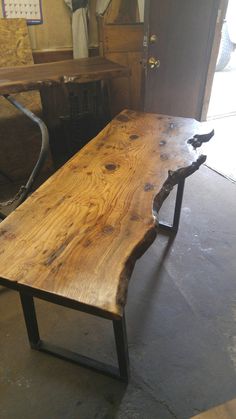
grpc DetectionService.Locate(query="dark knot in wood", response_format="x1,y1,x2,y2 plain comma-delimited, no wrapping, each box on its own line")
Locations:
160,153,169,160
159,140,166,146
116,114,130,122
129,134,139,140
144,183,155,191
105,163,117,171
102,225,114,235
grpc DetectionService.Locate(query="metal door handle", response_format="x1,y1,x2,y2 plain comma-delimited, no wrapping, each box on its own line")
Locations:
148,57,161,69
150,34,158,44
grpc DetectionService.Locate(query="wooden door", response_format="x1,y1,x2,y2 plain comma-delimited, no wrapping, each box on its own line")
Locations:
143,0,228,120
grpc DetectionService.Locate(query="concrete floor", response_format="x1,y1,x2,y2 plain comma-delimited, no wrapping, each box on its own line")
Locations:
0,166,236,419
201,115,236,183
204,51,236,183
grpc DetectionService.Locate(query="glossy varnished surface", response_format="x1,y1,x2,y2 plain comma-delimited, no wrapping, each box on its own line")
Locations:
191,399,236,419
0,111,208,317
0,57,129,95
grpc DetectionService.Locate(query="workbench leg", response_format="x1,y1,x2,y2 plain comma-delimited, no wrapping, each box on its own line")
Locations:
113,314,130,382
20,292,41,349
159,179,185,234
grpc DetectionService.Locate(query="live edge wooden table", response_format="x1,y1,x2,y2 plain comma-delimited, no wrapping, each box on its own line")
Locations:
0,110,213,382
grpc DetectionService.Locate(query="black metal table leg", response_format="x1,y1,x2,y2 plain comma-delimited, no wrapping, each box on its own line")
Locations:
19,292,130,382
113,314,130,382
159,178,185,234
20,292,41,349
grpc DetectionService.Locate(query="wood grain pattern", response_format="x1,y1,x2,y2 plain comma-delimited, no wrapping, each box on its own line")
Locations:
191,398,236,419
0,111,211,318
0,57,130,95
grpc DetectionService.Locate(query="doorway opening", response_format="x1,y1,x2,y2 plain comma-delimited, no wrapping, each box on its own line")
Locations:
203,0,236,183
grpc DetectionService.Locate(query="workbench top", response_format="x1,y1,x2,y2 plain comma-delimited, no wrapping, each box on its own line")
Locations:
0,56,130,95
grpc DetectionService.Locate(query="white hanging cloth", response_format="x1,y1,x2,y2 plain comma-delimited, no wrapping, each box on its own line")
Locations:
72,8,89,58
64,0,89,59
138,0,145,22
64,0,112,58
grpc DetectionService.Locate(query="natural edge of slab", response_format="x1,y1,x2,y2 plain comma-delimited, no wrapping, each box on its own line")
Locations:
187,129,214,149
153,154,207,215
115,142,212,317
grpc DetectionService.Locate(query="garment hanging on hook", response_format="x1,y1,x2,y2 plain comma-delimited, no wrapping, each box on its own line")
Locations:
64,0,112,58
65,0,89,59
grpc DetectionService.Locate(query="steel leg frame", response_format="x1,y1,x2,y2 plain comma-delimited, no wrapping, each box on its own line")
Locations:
19,292,130,382
158,179,185,234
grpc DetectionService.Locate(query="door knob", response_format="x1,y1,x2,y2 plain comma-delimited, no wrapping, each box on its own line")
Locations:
150,34,158,44
148,57,161,69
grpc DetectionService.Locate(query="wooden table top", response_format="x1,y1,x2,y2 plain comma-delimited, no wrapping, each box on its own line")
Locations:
0,110,211,318
0,56,130,95
191,398,236,418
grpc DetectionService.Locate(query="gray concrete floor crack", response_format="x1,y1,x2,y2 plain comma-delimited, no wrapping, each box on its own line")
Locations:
133,374,179,419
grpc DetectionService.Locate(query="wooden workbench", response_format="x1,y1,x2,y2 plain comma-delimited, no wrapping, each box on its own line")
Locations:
0,56,130,166
0,57,130,95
